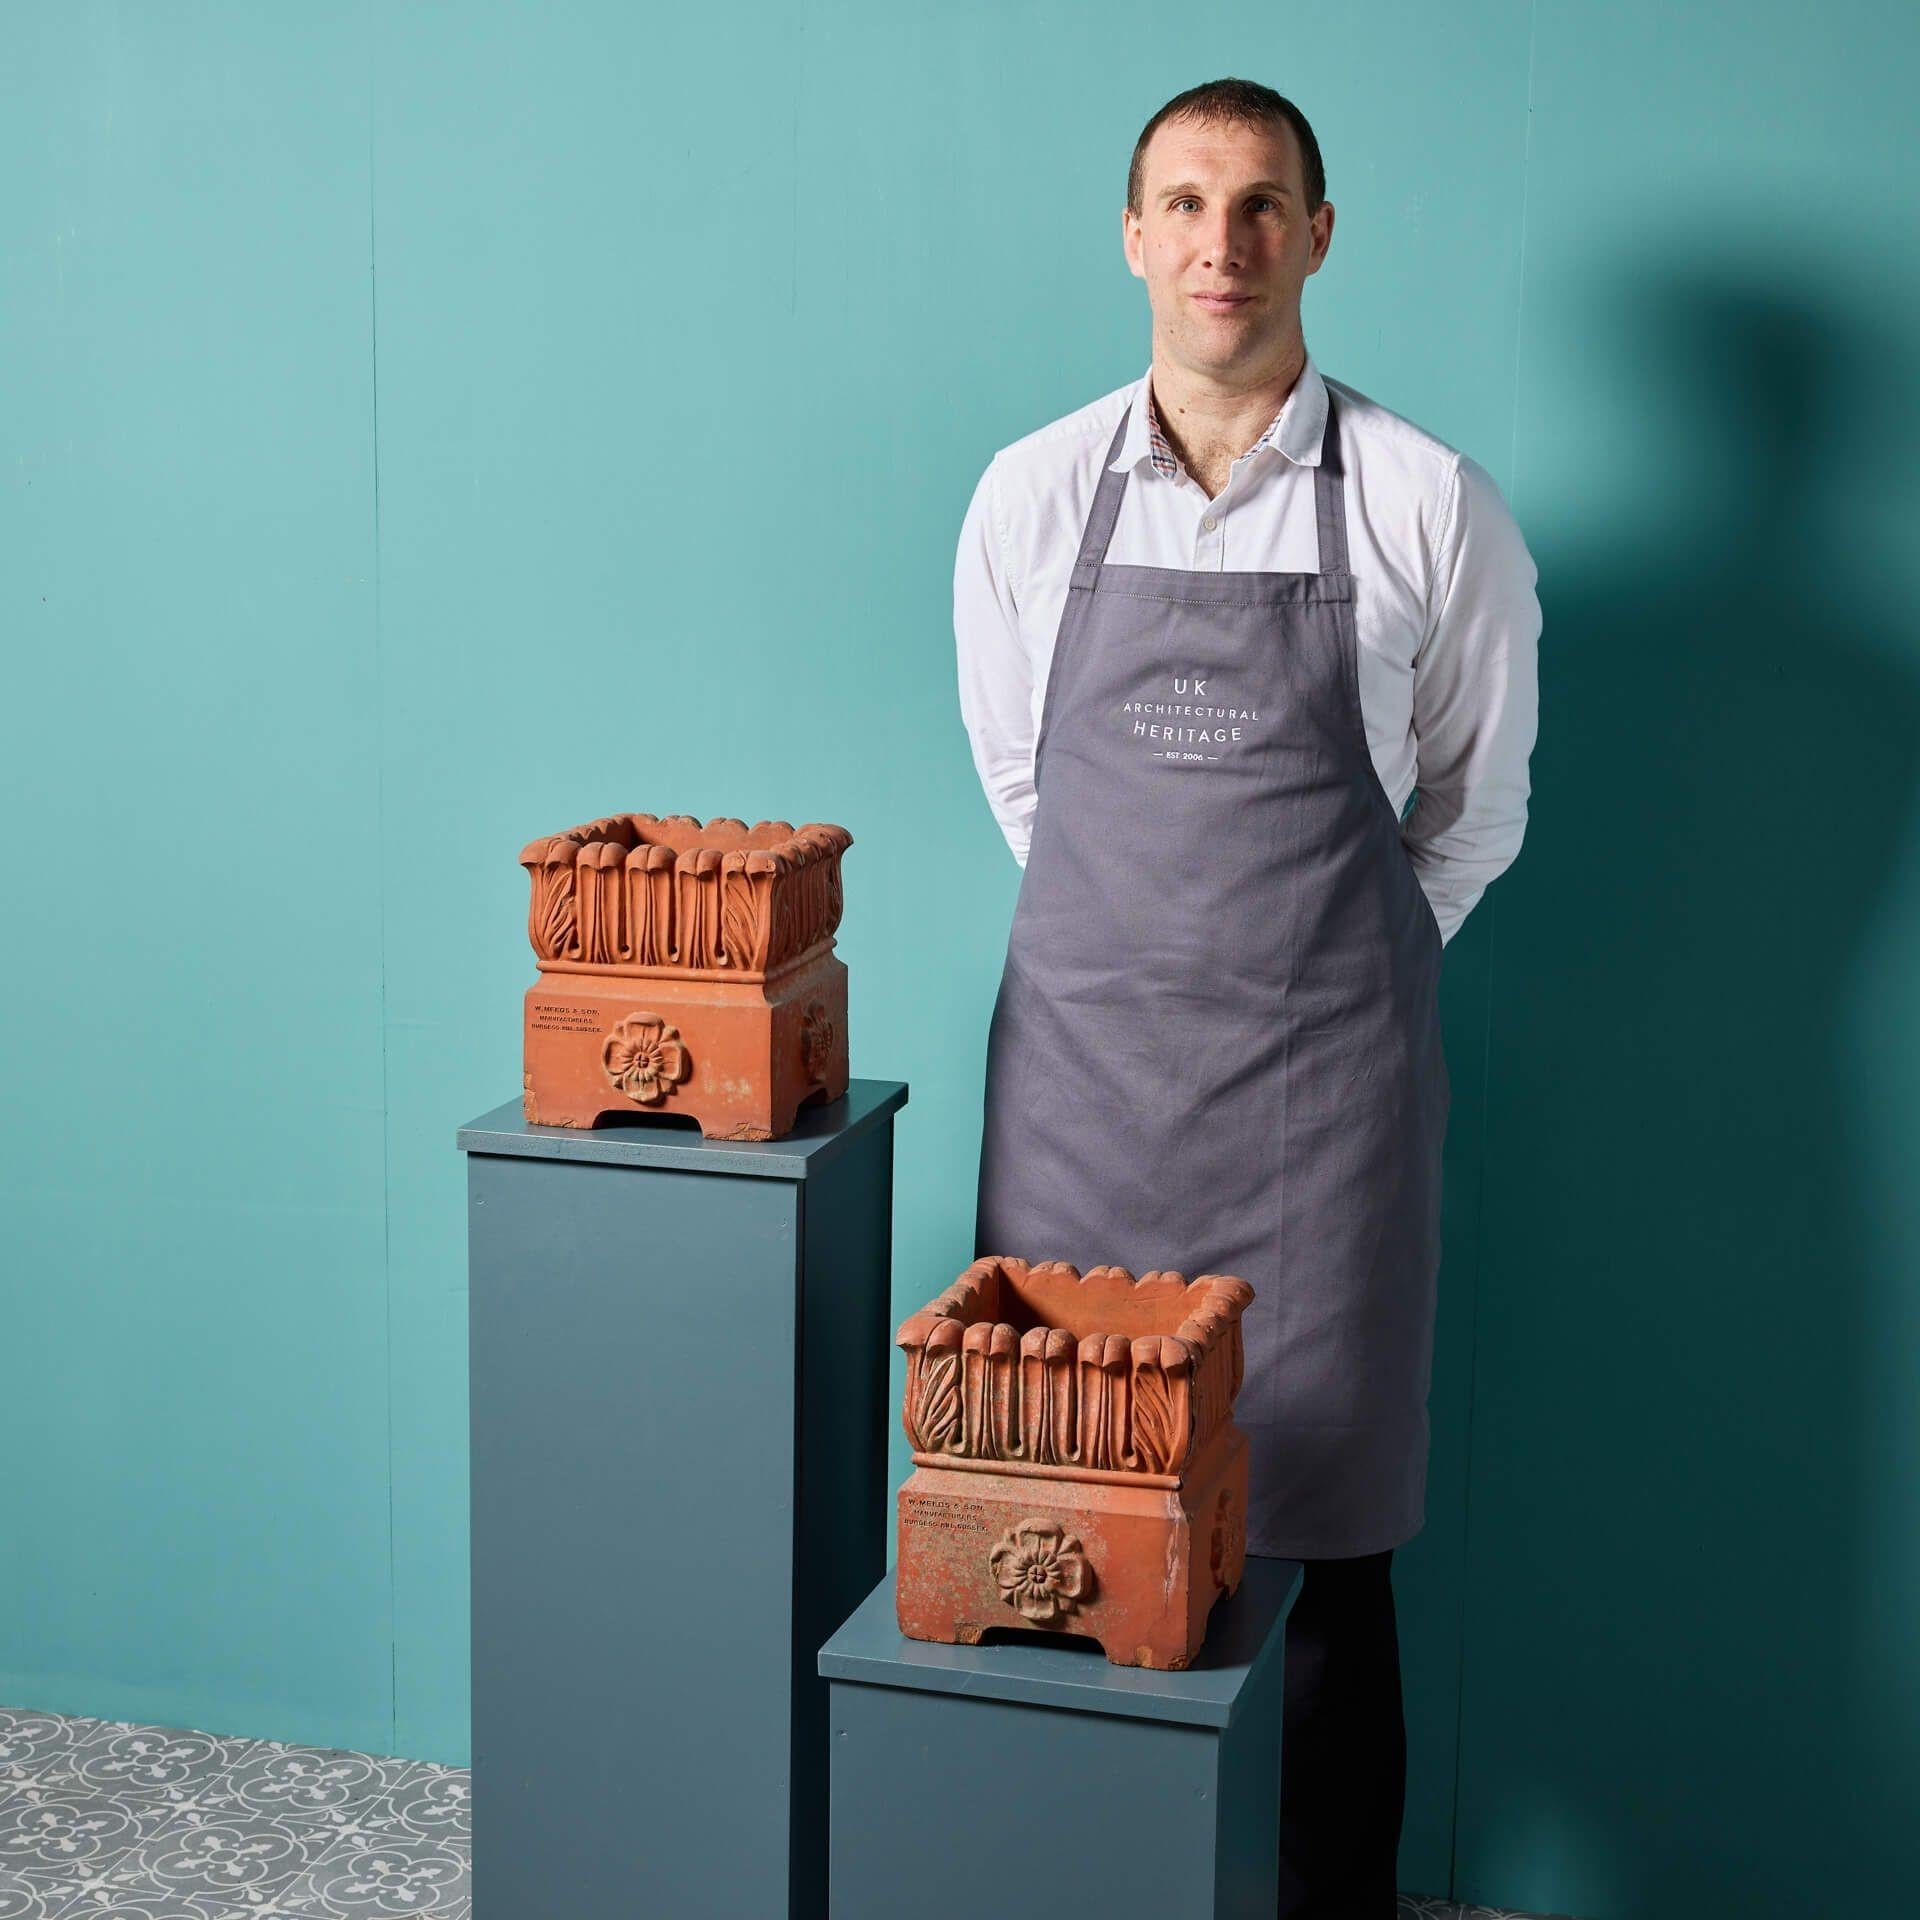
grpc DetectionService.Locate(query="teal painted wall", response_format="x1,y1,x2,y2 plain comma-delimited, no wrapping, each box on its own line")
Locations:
1457,4,1920,1914
3,5,1913,1912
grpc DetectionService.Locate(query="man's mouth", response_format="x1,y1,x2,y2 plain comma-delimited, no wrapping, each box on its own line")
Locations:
1192,292,1254,311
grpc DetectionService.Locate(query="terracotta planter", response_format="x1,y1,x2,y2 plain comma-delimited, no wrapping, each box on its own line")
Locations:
895,1257,1256,1671
518,813,851,1141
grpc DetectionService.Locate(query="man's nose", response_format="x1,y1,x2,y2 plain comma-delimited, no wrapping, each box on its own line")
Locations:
1201,214,1244,268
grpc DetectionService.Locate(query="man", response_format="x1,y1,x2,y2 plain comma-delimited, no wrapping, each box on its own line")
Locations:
953,78,1540,1918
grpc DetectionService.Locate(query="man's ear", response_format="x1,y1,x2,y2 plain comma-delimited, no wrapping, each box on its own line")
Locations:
1306,201,1336,275
1122,209,1145,281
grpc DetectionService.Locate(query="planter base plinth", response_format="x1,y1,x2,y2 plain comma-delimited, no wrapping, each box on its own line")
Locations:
895,1425,1249,1671
522,948,849,1140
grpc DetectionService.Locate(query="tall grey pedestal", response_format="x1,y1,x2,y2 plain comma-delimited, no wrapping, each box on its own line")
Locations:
458,1079,907,1920
820,1558,1303,1920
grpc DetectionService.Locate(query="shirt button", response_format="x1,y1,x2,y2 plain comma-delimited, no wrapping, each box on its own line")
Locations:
1203,515,1217,531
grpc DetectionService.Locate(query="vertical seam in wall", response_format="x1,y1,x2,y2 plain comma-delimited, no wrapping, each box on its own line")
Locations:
1451,0,1540,1895
367,30,397,1758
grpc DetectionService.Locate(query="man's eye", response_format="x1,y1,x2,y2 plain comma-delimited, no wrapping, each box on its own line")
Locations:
1173,198,1200,212
1250,198,1276,212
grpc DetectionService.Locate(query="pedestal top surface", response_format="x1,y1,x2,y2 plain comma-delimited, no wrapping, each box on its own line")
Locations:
818,1558,1303,1729
456,1078,907,1180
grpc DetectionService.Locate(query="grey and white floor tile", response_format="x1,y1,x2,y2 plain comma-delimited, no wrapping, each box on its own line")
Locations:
275,1830,468,1917
209,1745,418,1833
0,1718,110,1795
0,1711,468,1920
58,1727,259,1811
0,1786,182,1902
371,1769,467,1849
83,1809,352,1916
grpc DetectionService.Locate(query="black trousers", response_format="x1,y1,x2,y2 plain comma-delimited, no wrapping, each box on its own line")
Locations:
1274,1548,1405,1919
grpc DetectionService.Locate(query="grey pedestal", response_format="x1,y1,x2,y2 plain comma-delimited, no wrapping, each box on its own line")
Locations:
819,1558,1303,1920
459,1079,908,1920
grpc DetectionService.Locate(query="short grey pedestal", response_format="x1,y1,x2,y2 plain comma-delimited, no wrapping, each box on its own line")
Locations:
459,1079,907,1920
819,1558,1303,1920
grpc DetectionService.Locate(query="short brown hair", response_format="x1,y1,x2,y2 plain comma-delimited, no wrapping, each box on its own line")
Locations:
1127,78,1326,217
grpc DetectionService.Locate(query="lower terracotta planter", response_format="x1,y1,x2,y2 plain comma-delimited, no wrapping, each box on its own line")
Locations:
894,1258,1256,1671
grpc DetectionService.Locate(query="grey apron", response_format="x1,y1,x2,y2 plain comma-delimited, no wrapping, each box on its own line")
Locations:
975,388,1449,1560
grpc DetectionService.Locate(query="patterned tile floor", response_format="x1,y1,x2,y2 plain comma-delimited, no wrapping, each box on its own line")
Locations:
2,1705,1567,1919
0,1710,467,1918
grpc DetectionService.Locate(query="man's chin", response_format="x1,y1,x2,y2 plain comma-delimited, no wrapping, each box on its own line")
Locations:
1170,328,1279,377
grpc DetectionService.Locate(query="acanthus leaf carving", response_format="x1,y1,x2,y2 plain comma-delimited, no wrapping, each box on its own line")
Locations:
521,838,582,961
893,1258,1251,1476
913,1350,961,1452
522,816,850,976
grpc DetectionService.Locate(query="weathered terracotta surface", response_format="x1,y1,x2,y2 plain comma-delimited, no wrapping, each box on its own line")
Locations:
519,813,851,1140
894,1258,1256,1671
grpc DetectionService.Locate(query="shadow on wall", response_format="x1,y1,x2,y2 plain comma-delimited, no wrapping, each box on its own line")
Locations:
1461,270,1920,1919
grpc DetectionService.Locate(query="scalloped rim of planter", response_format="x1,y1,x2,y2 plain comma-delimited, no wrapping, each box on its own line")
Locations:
520,812,852,871
519,810,852,984
899,1256,1254,1349
896,1258,1254,1483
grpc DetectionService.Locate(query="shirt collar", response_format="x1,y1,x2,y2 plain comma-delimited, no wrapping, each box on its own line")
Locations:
1112,353,1329,477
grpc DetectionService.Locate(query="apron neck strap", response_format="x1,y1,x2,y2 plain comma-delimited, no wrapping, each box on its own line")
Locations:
1314,388,1348,575
1078,382,1352,578
1074,411,1135,574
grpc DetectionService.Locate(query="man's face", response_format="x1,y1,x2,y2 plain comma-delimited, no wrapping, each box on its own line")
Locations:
1122,115,1333,380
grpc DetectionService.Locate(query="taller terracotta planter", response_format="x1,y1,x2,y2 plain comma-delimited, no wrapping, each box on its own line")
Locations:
519,812,851,1141
894,1257,1256,1671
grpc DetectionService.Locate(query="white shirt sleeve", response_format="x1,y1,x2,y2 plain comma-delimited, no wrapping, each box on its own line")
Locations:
1403,453,1541,943
954,457,1037,866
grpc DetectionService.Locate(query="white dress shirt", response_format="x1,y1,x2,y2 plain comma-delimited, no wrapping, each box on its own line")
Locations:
953,353,1541,944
